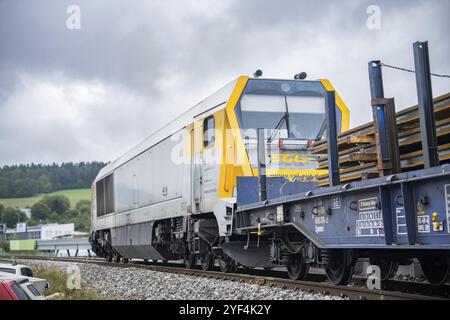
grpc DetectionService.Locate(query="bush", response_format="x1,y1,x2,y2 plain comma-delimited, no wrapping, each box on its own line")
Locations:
41,195,70,215
31,202,51,221
27,218,38,226
0,240,9,253
66,208,80,219
1,207,28,228
76,200,91,215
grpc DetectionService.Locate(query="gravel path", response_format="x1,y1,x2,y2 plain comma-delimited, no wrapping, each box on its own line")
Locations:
24,260,345,300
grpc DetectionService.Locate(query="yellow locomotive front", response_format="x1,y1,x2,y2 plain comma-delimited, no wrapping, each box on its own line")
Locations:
217,76,350,198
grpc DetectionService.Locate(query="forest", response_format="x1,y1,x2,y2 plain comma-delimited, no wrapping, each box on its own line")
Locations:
0,162,107,198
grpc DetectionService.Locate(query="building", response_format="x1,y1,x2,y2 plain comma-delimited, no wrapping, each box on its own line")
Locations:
0,222,77,241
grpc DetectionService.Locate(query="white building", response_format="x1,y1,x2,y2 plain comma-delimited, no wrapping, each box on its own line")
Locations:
2,223,76,241
40,223,75,240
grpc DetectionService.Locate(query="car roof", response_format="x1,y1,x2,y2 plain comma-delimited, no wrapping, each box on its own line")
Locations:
0,274,30,284
0,263,30,269
0,279,15,285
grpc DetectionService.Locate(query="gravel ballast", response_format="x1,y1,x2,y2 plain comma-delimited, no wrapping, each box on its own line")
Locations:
23,260,345,300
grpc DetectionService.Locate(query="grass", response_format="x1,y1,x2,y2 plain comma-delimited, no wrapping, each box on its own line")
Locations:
30,265,109,300
0,188,91,208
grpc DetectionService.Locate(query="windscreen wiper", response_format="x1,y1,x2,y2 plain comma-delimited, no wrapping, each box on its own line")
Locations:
267,96,290,143
315,118,327,141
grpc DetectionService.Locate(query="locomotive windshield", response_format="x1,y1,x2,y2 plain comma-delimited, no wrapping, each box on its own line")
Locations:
235,79,329,140
237,94,325,140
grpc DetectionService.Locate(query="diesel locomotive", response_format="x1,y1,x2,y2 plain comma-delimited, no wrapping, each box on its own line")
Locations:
90,70,450,286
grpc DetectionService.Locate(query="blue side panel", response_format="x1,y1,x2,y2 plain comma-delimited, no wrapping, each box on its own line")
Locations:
236,165,450,249
237,176,316,207
237,177,260,206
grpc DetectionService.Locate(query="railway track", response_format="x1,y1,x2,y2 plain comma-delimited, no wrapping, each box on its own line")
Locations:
6,255,448,300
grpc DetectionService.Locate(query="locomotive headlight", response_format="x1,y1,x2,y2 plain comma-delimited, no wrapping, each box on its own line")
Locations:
276,205,284,223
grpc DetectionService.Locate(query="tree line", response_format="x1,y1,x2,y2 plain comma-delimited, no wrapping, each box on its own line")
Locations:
0,162,107,198
0,194,91,232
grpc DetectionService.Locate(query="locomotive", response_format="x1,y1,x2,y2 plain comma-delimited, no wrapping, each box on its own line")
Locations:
89,76,350,271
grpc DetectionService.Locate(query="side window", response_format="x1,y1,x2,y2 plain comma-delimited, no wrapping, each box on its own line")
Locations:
21,268,33,277
27,284,41,296
203,116,215,148
96,179,105,217
0,268,15,274
10,283,30,300
96,173,115,217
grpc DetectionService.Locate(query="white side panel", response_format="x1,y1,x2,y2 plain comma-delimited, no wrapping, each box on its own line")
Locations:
114,130,185,214
96,198,185,230
200,147,222,212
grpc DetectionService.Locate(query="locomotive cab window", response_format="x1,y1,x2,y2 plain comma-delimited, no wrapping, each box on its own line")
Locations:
96,173,115,217
203,115,215,148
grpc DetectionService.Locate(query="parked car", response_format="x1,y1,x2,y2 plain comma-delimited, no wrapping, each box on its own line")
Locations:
0,261,34,277
0,261,49,295
0,271,49,296
0,279,29,300
0,274,45,300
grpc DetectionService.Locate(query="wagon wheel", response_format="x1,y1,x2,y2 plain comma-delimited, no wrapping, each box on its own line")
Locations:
419,256,450,286
286,254,309,280
184,252,197,269
200,252,214,271
369,257,399,281
325,249,354,285
218,255,236,273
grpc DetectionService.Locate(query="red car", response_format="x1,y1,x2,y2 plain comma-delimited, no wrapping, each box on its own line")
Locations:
0,279,30,300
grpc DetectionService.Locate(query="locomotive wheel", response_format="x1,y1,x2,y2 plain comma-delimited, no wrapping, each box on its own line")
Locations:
122,258,129,264
218,255,236,273
419,256,450,286
325,249,354,285
106,252,113,263
286,254,309,281
369,257,399,281
113,253,121,263
184,252,197,269
200,253,214,271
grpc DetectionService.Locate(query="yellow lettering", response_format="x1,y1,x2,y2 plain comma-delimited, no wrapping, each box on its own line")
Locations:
272,154,282,163
283,154,295,163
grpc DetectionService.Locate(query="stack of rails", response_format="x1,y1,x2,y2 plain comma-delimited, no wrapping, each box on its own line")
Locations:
313,93,450,187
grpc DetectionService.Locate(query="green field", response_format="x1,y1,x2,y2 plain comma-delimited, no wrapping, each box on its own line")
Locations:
0,188,91,208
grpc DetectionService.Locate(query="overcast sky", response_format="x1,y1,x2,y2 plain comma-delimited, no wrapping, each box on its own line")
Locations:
0,0,449,166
